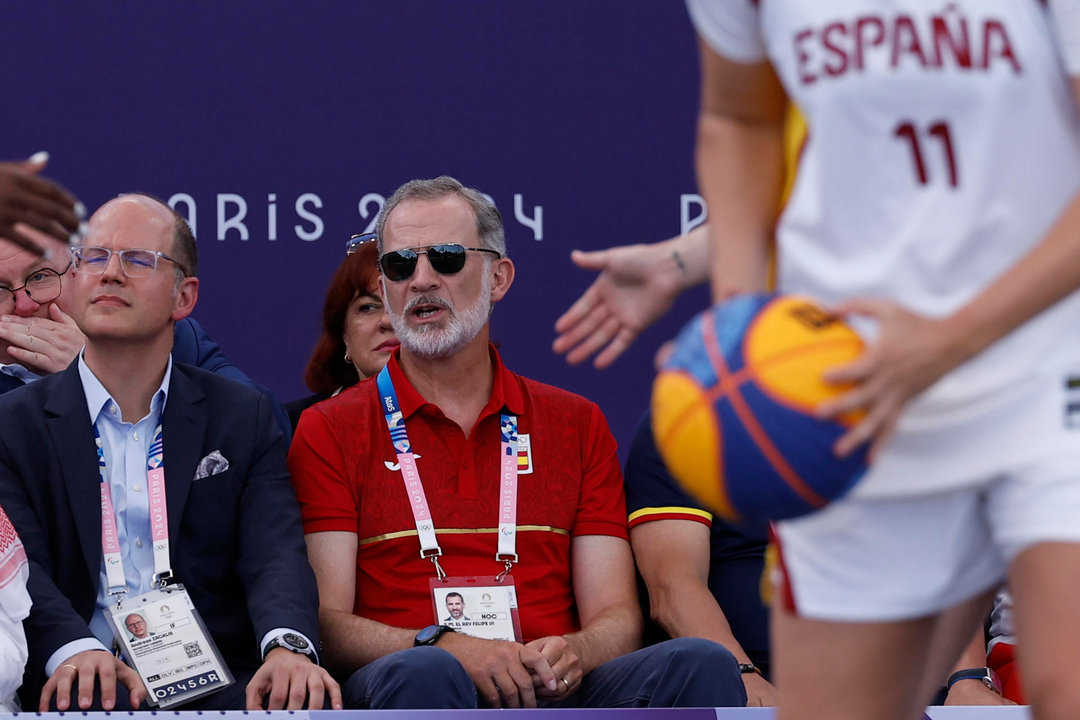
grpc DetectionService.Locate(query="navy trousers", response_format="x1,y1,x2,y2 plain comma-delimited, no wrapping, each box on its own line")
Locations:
343,637,746,709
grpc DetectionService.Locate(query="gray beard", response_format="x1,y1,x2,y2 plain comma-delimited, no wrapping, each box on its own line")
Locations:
386,273,492,360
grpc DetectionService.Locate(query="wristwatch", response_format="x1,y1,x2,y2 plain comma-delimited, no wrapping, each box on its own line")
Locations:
947,667,1002,695
414,624,456,647
265,632,314,658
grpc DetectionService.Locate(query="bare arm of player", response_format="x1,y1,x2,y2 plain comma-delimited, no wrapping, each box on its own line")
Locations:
817,76,1080,457
631,519,777,707
304,531,556,709
695,40,788,304
552,226,710,369
526,534,642,702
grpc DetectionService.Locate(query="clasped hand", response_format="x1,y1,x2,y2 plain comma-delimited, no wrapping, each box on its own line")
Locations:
441,632,582,708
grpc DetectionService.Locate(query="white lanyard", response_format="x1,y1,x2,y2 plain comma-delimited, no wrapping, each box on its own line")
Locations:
376,366,519,581
95,424,172,599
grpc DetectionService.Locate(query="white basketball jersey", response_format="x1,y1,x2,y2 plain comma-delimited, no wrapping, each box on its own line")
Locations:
688,0,1080,494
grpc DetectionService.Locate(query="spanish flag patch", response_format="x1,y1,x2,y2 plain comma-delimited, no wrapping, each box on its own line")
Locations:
517,433,533,474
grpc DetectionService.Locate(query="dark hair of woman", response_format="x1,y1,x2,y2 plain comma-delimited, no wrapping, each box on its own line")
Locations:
303,241,381,395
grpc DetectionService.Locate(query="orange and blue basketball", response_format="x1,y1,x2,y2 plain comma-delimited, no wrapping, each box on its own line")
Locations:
651,294,869,526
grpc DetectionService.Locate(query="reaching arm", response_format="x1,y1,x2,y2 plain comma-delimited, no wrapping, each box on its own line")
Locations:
0,154,82,256
695,41,787,302
553,227,710,368
631,519,776,707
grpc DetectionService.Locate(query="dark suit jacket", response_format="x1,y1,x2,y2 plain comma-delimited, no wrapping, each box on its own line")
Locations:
173,318,292,444
0,317,292,445
0,360,319,704
0,373,22,394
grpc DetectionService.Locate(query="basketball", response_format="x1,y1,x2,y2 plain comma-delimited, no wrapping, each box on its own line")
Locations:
651,294,869,526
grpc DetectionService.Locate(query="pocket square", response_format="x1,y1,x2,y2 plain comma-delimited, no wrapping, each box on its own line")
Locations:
194,450,230,480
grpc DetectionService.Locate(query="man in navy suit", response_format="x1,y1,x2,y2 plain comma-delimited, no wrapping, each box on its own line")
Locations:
0,168,291,441
0,195,339,711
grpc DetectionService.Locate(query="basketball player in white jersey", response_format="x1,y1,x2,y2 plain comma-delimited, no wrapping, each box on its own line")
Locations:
687,2,1080,719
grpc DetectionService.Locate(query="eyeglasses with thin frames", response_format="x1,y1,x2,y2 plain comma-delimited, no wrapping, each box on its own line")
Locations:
0,264,71,312
72,246,188,278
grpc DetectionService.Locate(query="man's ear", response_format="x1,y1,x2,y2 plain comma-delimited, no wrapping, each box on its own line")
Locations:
489,257,515,303
171,276,199,321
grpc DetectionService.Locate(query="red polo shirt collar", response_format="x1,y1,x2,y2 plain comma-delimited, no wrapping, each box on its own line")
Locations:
385,344,526,421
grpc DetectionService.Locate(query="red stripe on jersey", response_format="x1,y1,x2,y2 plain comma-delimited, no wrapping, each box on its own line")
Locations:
769,523,797,614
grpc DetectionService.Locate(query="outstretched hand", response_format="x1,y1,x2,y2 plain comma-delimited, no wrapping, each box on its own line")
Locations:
0,154,82,256
553,243,685,368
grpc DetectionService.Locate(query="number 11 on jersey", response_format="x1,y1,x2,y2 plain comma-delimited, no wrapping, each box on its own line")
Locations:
895,120,958,188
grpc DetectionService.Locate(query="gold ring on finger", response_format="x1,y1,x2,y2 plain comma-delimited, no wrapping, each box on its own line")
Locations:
61,664,78,673
561,678,570,692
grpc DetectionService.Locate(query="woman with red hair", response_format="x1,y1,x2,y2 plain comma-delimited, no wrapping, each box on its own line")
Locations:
287,235,398,431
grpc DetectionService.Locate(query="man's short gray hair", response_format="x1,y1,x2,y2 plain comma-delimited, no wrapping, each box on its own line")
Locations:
375,176,506,258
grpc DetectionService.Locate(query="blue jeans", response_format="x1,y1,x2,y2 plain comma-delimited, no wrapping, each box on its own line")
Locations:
343,637,745,709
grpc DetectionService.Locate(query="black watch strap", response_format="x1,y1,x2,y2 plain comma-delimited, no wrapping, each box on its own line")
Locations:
414,624,456,647
738,663,762,676
947,667,1002,695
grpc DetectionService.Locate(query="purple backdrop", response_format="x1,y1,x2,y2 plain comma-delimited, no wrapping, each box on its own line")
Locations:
4,1,711,459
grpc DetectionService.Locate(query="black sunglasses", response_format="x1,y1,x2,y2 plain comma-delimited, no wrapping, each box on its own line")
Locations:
378,243,500,282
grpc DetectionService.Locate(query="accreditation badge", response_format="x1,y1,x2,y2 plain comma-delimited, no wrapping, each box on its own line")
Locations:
106,584,233,708
430,576,523,641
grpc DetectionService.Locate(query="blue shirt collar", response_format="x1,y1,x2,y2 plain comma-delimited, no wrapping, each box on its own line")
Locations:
78,352,172,426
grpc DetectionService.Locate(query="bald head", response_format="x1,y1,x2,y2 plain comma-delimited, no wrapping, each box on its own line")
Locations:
87,195,197,278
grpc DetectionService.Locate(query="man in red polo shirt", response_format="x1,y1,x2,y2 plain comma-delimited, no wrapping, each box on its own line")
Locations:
288,176,741,709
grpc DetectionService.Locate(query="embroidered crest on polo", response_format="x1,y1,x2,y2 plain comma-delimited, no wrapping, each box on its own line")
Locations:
516,434,533,475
